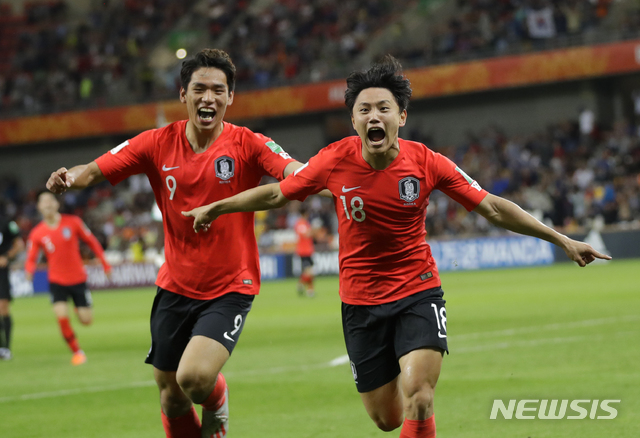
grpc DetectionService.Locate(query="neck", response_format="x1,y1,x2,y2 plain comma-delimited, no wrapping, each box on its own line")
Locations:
44,213,61,226
186,121,224,153
362,141,400,170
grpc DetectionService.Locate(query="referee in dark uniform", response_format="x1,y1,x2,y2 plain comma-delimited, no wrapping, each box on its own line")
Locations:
0,206,24,360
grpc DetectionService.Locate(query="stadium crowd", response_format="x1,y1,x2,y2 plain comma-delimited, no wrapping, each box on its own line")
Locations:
391,0,624,68
2,113,639,261
1,0,637,116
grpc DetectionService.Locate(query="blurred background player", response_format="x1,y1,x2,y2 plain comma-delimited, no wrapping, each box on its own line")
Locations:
25,192,111,366
43,48,324,438
0,203,25,361
295,206,315,297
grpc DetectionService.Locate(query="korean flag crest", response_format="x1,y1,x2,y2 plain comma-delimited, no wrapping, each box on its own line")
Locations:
215,156,235,181
398,176,420,202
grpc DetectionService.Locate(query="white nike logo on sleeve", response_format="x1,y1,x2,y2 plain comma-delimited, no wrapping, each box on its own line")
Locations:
162,165,180,171
342,185,361,193
223,332,236,342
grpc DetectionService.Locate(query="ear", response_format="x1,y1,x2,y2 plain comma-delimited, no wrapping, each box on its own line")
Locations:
399,109,407,127
179,87,187,103
227,90,234,106
351,114,356,130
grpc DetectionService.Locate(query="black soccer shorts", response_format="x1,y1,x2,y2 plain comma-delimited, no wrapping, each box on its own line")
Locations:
49,282,93,307
300,256,314,270
145,287,254,372
341,286,448,393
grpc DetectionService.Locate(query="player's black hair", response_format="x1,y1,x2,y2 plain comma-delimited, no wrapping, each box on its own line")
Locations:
180,48,236,94
344,54,412,114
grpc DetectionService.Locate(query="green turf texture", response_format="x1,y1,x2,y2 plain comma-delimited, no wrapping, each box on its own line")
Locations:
1,259,638,437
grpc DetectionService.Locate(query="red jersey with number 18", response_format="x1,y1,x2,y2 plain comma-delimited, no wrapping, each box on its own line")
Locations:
95,120,294,300
280,136,488,305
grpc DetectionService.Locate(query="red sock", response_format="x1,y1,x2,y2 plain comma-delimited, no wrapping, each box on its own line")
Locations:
399,415,436,438
161,406,201,438
57,317,80,353
201,373,227,411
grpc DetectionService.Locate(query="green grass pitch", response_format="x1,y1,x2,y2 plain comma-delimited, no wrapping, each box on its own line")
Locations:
1,259,638,437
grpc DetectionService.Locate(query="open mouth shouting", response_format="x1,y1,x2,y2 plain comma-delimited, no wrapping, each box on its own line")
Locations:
197,107,216,123
367,127,386,146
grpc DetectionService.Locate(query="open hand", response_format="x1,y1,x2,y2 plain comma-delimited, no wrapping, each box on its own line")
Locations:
46,167,75,194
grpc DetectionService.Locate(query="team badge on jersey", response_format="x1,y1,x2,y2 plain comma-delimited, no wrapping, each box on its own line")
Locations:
62,227,72,240
399,176,420,202
215,156,235,181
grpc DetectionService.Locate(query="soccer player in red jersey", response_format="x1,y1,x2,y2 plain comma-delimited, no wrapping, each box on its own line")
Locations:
25,192,111,366
183,55,612,438
294,206,315,297
45,49,313,438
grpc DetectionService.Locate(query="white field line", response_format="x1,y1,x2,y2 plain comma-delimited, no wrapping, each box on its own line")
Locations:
1,316,637,404
452,314,640,341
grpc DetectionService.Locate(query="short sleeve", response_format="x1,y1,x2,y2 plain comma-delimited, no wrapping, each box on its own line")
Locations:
95,130,155,186
243,128,294,181
280,148,332,202
432,152,488,211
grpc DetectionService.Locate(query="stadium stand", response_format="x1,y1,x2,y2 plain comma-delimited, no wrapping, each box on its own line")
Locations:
2,0,638,117
1,0,639,261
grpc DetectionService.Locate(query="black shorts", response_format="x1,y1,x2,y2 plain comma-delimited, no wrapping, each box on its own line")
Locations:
145,287,255,372
49,282,93,307
300,256,314,270
342,287,448,393
0,268,11,301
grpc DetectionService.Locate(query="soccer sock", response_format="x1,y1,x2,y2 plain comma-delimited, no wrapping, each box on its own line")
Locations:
201,373,227,411
3,316,11,349
0,316,6,348
57,317,80,353
161,406,201,438
399,416,436,438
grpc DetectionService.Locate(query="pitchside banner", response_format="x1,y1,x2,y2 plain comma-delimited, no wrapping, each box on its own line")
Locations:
429,235,555,271
8,236,558,296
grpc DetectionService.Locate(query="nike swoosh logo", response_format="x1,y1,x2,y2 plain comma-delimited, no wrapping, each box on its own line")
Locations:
342,185,361,193
438,332,447,339
223,332,235,342
162,165,180,171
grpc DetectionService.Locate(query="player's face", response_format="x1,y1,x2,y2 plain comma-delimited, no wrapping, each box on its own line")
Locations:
180,67,234,131
37,193,60,219
351,87,407,162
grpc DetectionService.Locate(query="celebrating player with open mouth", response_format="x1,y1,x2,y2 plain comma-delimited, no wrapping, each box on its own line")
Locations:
45,48,318,438
183,55,611,438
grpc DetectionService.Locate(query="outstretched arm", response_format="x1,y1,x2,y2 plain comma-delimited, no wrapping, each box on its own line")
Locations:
474,193,612,267
284,162,332,198
182,183,290,233
46,162,105,194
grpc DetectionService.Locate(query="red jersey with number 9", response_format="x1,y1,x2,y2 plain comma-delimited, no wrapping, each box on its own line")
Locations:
95,121,294,300
280,136,488,305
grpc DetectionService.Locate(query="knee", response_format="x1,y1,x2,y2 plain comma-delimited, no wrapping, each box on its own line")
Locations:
176,367,215,402
155,376,191,417
78,317,92,326
403,384,435,419
370,411,403,432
